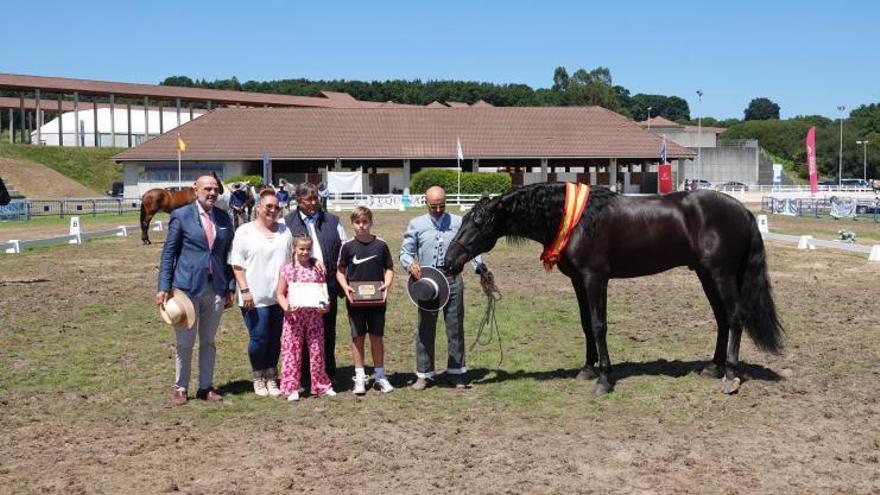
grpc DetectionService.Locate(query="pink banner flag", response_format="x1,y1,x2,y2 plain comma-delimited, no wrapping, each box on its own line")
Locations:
806,126,818,194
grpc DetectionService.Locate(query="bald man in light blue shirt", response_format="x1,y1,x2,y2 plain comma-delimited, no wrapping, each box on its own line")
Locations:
400,186,491,390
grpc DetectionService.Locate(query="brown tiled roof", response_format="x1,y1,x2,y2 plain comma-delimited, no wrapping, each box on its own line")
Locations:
114,106,696,161
444,101,470,108
639,116,683,128
426,101,447,108
0,72,363,108
471,100,494,107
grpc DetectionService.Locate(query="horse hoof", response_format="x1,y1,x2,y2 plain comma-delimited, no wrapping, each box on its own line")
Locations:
592,381,612,397
722,377,741,395
576,367,598,380
142,240,151,245
700,363,723,379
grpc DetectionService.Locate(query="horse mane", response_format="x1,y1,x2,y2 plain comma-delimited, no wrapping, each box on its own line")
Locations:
473,182,618,246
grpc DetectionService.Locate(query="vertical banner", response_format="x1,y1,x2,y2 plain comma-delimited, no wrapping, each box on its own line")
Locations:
658,163,673,194
262,152,270,186
772,163,783,192
806,126,818,194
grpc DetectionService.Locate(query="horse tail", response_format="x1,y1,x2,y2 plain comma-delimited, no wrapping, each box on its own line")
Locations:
738,218,784,354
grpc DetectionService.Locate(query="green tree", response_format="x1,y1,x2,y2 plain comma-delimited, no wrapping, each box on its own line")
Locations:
744,97,780,120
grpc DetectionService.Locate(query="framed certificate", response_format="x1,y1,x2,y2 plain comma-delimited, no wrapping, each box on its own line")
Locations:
289,283,329,308
349,281,385,307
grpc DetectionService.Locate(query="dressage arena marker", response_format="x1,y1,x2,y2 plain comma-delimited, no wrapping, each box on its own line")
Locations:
4,240,20,254
757,214,769,235
869,245,880,262
68,217,82,245
116,226,128,237
152,220,163,231
797,235,816,250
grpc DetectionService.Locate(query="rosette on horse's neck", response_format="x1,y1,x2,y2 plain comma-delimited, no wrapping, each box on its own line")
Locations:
540,182,590,271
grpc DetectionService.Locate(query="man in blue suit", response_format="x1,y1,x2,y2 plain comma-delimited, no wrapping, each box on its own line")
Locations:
156,174,236,405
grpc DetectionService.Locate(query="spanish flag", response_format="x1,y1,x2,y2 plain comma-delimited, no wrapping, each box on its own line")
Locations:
177,134,187,153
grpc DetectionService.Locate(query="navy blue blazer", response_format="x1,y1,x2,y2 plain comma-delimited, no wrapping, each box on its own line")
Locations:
158,202,235,297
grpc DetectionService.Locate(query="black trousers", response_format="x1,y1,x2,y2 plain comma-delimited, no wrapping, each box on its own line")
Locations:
300,291,337,381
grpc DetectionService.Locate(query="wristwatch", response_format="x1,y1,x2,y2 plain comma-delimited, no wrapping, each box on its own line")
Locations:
240,288,250,294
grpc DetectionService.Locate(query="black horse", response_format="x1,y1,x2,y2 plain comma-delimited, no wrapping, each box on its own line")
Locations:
444,183,783,396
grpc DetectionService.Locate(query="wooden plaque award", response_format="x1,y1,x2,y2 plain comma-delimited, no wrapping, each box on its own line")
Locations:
349,281,385,307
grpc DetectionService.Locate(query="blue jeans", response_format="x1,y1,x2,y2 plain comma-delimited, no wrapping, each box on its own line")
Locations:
240,304,283,372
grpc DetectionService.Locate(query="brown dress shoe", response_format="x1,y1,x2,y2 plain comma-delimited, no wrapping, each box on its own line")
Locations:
196,387,223,402
172,390,188,406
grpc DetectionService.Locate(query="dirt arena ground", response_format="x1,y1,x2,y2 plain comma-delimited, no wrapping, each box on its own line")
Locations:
1,209,879,494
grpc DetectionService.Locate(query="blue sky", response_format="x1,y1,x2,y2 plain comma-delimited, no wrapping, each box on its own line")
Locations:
3,0,876,119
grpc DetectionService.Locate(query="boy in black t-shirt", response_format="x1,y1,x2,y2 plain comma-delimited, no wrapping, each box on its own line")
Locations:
336,207,395,395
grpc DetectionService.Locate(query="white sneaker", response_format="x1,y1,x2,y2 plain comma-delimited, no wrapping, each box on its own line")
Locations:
253,379,269,397
322,388,337,397
266,379,282,397
374,377,394,394
353,376,367,395
287,391,300,402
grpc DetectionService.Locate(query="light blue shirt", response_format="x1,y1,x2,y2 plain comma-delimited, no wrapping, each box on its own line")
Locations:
400,212,485,272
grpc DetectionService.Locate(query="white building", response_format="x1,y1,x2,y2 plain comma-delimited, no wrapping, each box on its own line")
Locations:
31,107,206,147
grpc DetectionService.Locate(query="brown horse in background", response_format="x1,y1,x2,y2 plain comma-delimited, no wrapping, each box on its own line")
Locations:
139,172,224,244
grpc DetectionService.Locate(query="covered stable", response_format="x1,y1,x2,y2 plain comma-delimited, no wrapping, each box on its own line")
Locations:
113,106,695,197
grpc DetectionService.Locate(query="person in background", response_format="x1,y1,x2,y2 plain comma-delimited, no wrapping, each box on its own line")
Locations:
229,189,291,398
156,174,235,406
317,182,330,212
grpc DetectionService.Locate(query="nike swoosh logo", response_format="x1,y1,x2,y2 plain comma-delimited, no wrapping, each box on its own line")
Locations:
352,255,377,265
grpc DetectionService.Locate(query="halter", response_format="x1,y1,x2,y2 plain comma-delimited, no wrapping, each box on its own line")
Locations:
540,182,590,271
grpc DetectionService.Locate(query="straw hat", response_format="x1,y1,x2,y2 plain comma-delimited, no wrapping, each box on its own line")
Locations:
159,289,196,331
406,266,451,312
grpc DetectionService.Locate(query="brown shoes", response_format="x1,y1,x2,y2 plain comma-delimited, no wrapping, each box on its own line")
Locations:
196,387,223,402
172,390,188,406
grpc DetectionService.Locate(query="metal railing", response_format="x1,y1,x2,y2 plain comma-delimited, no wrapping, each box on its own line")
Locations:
0,198,142,221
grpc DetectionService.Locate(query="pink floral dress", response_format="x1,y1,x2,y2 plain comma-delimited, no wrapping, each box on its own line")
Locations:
278,262,332,395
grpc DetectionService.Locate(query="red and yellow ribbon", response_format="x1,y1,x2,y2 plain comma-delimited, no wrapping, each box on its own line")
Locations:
540,182,590,271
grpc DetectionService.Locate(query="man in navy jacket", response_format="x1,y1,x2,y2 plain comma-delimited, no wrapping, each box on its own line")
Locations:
156,175,235,405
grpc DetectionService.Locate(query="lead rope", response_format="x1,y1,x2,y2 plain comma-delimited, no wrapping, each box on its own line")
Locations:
470,278,504,365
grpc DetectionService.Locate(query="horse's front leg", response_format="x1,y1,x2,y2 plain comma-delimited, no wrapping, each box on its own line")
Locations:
140,212,153,245
584,274,612,396
573,281,598,380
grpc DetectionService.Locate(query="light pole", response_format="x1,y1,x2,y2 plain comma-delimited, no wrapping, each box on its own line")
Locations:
856,140,869,182
837,105,846,185
696,90,703,181
646,106,652,128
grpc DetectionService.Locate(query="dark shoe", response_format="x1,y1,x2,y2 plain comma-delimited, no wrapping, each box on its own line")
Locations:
172,390,188,406
411,377,432,391
196,387,223,402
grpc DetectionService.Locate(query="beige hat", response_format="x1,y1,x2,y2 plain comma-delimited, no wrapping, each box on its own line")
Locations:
159,289,196,331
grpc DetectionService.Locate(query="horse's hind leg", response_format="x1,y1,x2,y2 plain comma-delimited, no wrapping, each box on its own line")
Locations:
573,281,599,380
711,273,744,394
696,268,728,378
140,208,153,245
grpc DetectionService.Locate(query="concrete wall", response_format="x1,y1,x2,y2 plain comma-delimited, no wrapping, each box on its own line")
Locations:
657,130,717,148
679,141,760,185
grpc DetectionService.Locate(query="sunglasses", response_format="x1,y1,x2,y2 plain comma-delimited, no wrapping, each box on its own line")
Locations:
427,203,446,210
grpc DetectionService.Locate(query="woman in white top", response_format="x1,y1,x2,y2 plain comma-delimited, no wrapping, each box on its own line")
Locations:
229,189,292,397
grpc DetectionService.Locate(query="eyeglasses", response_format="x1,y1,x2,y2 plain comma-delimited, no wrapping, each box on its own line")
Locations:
263,204,280,211
427,203,446,210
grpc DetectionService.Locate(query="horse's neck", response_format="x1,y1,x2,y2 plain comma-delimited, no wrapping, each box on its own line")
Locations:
504,186,564,246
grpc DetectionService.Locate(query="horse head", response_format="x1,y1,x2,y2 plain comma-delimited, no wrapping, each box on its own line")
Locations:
444,196,506,275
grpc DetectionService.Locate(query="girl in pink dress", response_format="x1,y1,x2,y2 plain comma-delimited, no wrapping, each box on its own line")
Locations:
275,235,336,401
